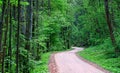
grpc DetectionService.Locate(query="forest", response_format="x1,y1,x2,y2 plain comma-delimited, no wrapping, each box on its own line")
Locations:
0,0,120,73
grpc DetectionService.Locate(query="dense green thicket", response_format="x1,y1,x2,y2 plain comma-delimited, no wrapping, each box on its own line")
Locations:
30,52,51,73
0,0,120,73
71,0,120,56
0,0,73,73
74,0,120,72
71,0,120,47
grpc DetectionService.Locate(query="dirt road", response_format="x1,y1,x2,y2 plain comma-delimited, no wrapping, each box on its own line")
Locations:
52,47,109,73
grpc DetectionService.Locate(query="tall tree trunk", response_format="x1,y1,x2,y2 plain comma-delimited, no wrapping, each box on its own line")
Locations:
104,0,118,56
1,0,7,72
0,0,6,52
46,0,51,51
3,10,9,73
16,0,21,73
25,0,33,50
8,2,12,73
24,0,33,72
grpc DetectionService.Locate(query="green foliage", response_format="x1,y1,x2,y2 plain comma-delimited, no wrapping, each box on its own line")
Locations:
0,0,2,6
52,0,68,13
36,0,72,51
20,1,29,6
30,52,51,73
79,40,120,73
0,0,120,72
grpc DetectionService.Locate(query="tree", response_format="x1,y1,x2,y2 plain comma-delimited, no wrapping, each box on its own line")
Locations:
8,0,12,72
16,0,21,72
0,0,6,52
104,0,119,56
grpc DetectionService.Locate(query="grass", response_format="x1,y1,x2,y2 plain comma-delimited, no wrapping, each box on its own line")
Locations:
30,52,51,73
79,44,120,73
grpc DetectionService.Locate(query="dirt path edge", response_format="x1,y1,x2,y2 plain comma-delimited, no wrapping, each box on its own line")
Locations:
49,48,110,73
49,53,58,73
76,53,110,73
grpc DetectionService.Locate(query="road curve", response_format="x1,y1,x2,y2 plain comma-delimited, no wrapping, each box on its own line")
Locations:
54,47,108,73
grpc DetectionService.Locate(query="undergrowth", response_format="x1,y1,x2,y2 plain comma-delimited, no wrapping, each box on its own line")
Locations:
30,52,51,73
79,39,120,73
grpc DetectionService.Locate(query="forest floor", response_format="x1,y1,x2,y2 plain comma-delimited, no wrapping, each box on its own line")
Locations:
49,47,110,73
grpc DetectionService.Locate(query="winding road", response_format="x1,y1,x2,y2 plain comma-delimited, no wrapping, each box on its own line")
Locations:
51,47,109,73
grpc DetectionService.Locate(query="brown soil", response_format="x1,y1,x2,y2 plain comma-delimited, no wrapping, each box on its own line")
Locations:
49,54,58,73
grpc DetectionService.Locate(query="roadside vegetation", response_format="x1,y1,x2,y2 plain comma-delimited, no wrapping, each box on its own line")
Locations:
0,0,120,73
31,52,51,73
79,39,120,73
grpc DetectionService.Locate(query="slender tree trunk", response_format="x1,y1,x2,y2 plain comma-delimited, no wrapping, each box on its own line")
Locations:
8,2,12,73
36,0,39,59
48,0,51,16
3,11,9,73
25,0,33,50
24,0,33,72
1,0,7,73
46,0,51,51
104,0,118,56
16,0,21,73
34,0,40,59
0,0,6,52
